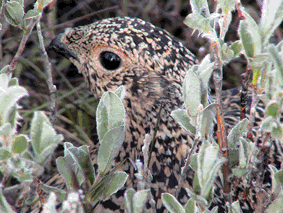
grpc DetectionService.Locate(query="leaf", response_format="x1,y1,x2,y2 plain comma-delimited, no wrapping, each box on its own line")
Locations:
0,85,28,125
4,1,24,27
97,126,125,174
30,112,62,161
266,194,283,213
0,188,15,213
239,137,253,169
269,165,281,195
190,0,209,17
0,123,12,137
265,101,280,118
0,65,9,74
42,192,57,212
132,189,150,213
269,44,283,84
197,55,214,89
99,171,128,200
218,12,232,39
185,188,209,207
227,118,248,149
23,9,40,20
125,188,136,213
67,145,95,185
260,0,283,45
199,104,216,138
96,91,125,142
271,122,283,140
184,13,217,40
274,170,283,185
189,153,198,171
90,172,116,204
12,134,28,154
114,85,126,100
0,148,11,160
40,182,66,202
56,156,80,190
198,141,226,198
231,167,248,178
221,42,234,62
183,70,201,117
35,142,57,165
218,0,235,14
238,20,254,59
184,198,196,213
229,40,242,57
8,78,19,87
171,109,196,134
161,193,185,213
230,200,242,213
261,116,276,132
30,111,52,154
242,11,262,56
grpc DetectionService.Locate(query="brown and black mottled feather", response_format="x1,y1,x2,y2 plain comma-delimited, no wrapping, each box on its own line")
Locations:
48,17,273,212
50,17,197,211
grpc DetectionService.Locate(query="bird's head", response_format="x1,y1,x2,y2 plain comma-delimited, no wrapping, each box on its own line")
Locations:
49,17,195,100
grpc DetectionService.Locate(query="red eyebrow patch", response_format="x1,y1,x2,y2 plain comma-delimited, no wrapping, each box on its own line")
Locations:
92,44,128,58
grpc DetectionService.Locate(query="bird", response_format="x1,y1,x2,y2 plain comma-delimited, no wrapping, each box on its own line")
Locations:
49,16,245,212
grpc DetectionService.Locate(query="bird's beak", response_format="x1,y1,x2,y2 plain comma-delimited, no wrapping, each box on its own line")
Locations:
48,34,80,63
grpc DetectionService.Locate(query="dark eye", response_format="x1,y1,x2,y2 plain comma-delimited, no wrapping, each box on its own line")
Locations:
100,51,121,70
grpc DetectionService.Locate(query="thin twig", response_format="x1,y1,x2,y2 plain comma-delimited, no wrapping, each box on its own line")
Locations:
7,15,41,74
141,134,156,213
211,41,232,207
175,137,199,198
36,21,57,126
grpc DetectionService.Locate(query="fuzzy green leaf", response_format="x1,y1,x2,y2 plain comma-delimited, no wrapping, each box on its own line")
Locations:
183,70,201,117
184,198,196,213
198,141,226,198
96,91,125,142
97,126,125,174
239,20,254,59
114,85,126,100
229,40,242,57
162,193,185,213
190,0,209,17
12,134,28,154
269,44,283,84
0,148,11,160
260,0,283,45
23,9,40,20
184,14,217,40
0,188,15,213
4,1,24,27
67,145,95,185
0,85,28,125
242,11,262,56
265,101,280,118
269,165,281,195
131,189,150,213
218,0,235,14
125,188,136,213
101,171,128,200
171,109,195,133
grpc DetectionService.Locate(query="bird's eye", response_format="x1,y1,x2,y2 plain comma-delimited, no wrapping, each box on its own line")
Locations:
100,51,121,70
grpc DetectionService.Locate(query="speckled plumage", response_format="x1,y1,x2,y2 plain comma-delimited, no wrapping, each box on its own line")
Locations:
49,17,247,212
50,17,198,211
